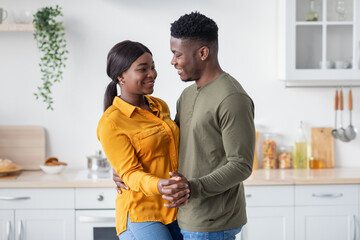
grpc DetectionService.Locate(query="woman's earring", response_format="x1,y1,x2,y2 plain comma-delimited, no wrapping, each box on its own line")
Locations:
120,81,125,85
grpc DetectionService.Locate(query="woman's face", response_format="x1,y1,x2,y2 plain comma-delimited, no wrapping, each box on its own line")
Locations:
119,52,157,96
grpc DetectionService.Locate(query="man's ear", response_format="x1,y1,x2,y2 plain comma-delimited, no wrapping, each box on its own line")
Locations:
199,46,210,61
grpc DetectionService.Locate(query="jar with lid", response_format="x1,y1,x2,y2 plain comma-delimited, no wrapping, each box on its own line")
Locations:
278,146,293,169
262,133,278,169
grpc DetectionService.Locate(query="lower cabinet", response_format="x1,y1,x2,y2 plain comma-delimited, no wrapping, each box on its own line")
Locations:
294,184,359,240
238,184,359,240
237,186,295,240
0,209,74,240
295,206,358,240
240,207,294,240
0,189,75,240
15,210,75,240
0,210,13,240
1,184,359,240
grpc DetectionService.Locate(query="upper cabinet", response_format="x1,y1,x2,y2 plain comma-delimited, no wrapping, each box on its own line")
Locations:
278,0,360,86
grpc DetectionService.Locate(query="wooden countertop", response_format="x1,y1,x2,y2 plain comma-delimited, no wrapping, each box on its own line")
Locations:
1,168,360,188
245,168,360,185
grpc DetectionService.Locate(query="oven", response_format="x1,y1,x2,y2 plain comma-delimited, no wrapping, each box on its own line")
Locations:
75,177,118,240
76,210,117,240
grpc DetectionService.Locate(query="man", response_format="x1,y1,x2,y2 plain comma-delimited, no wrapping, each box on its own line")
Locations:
114,12,255,240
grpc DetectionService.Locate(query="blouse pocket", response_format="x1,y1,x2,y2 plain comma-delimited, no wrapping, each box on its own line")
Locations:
133,125,170,160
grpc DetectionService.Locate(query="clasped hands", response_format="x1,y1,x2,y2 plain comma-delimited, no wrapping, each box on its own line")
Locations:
113,170,190,208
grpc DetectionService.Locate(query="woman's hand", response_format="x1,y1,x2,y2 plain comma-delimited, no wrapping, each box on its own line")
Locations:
158,172,190,208
113,168,129,194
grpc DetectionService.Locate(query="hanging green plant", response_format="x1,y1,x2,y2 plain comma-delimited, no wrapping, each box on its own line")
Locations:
33,5,68,110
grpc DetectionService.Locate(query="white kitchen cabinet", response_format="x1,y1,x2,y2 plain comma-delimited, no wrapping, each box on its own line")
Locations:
278,0,360,86
295,206,358,240
15,210,74,240
0,188,75,240
294,184,359,240
0,210,13,240
237,186,295,240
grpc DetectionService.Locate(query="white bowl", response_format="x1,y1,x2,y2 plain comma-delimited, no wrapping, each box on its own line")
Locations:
40,165,64,174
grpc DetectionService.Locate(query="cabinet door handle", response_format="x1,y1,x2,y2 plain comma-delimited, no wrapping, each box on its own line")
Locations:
6,221,11,240
17,220,23,240
79,216,115,223
353,215,357,240
245,194,252,198
311,193,343,198
0,196,31,200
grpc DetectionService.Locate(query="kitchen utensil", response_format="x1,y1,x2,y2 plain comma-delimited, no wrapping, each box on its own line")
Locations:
311,128,334,168
345,89,357,140
0,126,45,170
87,150,110,172
331,89,339,138
337,89,350,142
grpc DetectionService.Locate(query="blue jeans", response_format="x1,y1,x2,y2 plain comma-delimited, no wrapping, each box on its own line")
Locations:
180,227,242,240
119,215,183,240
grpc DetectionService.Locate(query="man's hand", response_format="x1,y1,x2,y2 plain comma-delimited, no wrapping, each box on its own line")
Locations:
158,172,190,208
112,168,129,194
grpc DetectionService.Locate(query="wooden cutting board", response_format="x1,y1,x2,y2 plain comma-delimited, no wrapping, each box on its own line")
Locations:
311,127,334,168
0,126,45,170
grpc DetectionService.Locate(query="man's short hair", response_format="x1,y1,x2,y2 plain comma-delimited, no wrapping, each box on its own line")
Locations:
170,11,218,43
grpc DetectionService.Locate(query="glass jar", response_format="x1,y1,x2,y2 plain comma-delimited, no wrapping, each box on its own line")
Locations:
278,146,293,169
262,133,278,169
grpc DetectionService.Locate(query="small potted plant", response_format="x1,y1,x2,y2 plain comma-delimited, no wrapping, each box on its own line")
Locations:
33,5,68,110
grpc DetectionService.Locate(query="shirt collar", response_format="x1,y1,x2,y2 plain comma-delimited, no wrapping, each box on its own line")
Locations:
112,96,160,118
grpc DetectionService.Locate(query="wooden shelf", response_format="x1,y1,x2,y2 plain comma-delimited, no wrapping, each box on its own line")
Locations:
0,24,34,32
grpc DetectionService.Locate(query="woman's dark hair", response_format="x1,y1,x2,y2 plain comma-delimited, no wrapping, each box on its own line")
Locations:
170,11,218,43
104,40,152,111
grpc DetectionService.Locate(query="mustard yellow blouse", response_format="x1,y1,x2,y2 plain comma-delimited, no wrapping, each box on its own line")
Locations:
97,95,179,235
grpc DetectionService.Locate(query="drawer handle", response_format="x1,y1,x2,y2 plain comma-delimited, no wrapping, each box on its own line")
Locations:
79,216,115,223
312,193,343,198
245,194,252,198
0,196,31,200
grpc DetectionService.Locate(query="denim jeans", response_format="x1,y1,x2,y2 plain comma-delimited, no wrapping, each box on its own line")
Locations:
180,226,242,240
119,215,183,240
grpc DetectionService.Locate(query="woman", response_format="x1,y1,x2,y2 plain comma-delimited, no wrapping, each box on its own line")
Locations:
97,40,187,240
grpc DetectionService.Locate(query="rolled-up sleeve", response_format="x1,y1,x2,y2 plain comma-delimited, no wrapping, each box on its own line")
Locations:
97,117,161,196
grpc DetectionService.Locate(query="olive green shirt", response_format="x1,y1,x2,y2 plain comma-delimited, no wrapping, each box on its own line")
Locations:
175,72,255,232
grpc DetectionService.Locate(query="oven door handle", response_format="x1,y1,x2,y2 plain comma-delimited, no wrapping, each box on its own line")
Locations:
79,216,115,223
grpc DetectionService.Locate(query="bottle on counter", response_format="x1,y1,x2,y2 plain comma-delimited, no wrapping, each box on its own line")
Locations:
305,0,319,21
294,121,308,169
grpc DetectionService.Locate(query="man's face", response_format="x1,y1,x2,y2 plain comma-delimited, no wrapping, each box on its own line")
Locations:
170,37,202,82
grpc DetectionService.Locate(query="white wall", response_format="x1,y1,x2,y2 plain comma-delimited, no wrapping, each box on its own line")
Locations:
1,0,359,168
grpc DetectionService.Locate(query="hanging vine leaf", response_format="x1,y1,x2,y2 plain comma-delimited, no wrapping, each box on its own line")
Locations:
33,5,68,110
